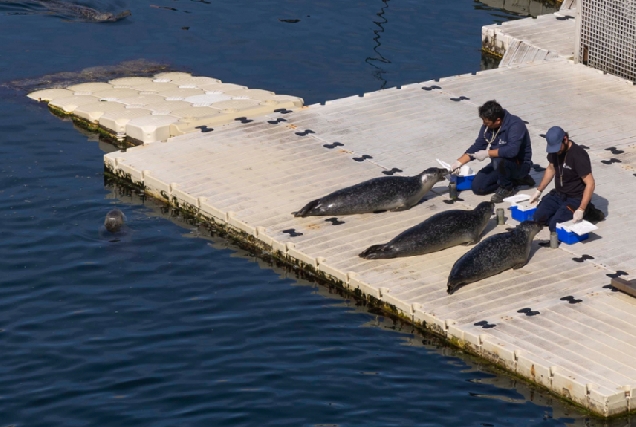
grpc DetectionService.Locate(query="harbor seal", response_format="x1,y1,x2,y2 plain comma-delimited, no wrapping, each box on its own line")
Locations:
104,208,126,233
7,1,132,22
447,221,542,294
293,167,448,217
359,201,494,259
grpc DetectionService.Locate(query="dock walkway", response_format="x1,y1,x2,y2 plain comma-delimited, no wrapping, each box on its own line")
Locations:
106,60,636,416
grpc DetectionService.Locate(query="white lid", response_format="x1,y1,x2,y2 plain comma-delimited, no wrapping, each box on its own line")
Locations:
556,220,598,235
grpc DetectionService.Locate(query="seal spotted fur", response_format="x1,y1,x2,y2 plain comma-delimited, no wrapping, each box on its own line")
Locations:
447,221,542,294
294,168,447,217
359,201,494,259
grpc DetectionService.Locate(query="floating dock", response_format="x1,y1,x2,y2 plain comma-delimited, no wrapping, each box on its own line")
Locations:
94,59,636,417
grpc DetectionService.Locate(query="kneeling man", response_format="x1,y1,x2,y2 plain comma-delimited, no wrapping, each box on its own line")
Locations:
530,126,595,231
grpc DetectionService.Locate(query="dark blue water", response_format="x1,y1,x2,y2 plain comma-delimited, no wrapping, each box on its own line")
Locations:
0,1,624,426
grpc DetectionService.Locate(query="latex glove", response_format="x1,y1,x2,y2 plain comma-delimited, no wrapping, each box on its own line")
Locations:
472,149,489,162
450,160,463,175
529,189,542,204
573,208,584,223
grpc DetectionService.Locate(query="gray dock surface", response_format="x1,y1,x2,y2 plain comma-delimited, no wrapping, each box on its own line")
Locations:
105,60,636,417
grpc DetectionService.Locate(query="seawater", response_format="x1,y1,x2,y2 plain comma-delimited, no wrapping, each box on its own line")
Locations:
0,1,628,426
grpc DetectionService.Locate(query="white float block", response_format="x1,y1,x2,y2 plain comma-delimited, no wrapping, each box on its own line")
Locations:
48,95,99,113
117,95,166,107
170,106,223,120
169,113,234,136
153,72,193,82
144,100,193,116
269,237,287,255
174,76,222,88
99,108,152,134
161,88,205,100
227,212,256,235
142,172,170,199
67,82,113,95
270,94,304,107
447,322,464,341
516,353,551,388
551,371,588,406
27,88,74,102
109,77,154,88
185,93,233,106
103,153,119,171
73,101,127,123
254,226,274,248
199,199,227,224
348,272,380,298
285,242,317,268
171,187,199,208
126,115,180,143
197,82,246,92
93,88,141,102
127,82,179,93
480,336,516,370
607,391,629,416
224,88,275,100
413,309,446,332
117,161,144,183
316,259,348,283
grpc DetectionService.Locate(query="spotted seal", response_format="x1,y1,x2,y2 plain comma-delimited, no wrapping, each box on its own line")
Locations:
447,221,542,294
293,167,448,217
25,0,131,22
104,208,126,233
359,201,494,259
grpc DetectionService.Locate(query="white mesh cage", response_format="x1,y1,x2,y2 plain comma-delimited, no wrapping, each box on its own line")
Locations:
578,0,636,82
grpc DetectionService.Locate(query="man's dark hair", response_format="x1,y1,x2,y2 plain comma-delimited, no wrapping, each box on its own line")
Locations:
478,100,505,121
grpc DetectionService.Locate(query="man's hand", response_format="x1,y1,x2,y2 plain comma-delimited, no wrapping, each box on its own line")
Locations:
529,189,542,204
450,160,463,175
472,150,489,162
573,209,584,223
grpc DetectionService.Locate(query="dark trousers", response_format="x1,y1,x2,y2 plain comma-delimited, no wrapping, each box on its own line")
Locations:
534,190,582,232
471,158,531,195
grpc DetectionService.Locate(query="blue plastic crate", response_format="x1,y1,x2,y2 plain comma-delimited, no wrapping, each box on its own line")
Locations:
456,175,475,191
556,227,589,245
510,205,536,222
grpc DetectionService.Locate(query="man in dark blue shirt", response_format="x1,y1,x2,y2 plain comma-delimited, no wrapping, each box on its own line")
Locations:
450,100,534,203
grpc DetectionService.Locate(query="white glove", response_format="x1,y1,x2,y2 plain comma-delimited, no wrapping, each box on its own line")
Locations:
450,160,463,175
529,189,542,204
573,208,584,223
472,150,489,162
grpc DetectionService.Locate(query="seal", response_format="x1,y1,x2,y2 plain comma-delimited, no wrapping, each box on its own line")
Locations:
104,209,126,233
293,167,448,217
359,201,494,259
27,0,131,22
447,221,542,294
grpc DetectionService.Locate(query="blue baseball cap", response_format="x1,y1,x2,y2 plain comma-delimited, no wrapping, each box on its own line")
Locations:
545,126,565,153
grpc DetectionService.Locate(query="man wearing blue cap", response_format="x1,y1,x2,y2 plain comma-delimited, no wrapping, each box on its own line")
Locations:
450,100,534,203
529,126,596,231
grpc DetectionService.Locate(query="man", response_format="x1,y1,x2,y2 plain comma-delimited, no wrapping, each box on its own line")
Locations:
530,126,596,232
451,100,534,203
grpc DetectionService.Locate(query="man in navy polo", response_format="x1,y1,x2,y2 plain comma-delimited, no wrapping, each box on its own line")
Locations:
450,100,534,203
530,126,596,232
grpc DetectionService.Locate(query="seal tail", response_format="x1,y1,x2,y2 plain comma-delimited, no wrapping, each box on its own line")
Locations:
293,199,320,217
358,244,396,259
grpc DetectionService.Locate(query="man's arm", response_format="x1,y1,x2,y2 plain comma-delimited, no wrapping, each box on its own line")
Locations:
536,163,555,192
578,173,595,211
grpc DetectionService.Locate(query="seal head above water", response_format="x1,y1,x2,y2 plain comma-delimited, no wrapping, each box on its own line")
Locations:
104,209,126,233
447,221,542,294
359,201,494,259
293,167,448,217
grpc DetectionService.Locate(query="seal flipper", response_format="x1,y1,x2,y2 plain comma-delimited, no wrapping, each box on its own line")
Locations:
359,244,397,259
294,199,320,217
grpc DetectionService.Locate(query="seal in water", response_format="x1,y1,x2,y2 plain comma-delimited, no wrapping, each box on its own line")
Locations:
447,221,542,294
293,167,448,217
104,209,126,233
13,0,132,22
359,201,494,259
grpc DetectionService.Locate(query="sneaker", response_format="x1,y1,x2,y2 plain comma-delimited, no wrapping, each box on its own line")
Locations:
491,186,515,204
514,174,536,188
